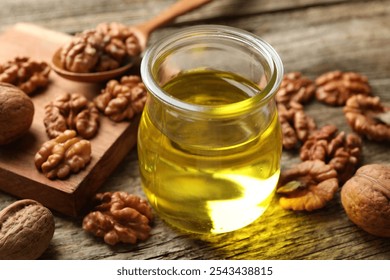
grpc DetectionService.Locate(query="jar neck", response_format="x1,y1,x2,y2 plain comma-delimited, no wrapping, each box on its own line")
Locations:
141,25,283,120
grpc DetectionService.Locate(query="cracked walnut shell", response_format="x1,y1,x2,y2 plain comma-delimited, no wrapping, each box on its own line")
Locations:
0,56,50,95
341,164,390,237
277,160,339,211
343,94,390,142
315,70,371,106
276,72,316,105
34,130,91,179
82,192,153,245
44,92,99,139
94,75,147,122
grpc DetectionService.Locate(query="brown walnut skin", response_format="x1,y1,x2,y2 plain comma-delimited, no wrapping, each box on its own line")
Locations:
0,199,55,260
0,82,34,145
341,164,390,238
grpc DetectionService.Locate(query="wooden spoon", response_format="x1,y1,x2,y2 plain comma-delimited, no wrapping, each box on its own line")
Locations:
51,0,213,83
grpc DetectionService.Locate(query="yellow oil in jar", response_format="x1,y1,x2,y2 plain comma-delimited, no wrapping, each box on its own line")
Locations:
138,69,282,234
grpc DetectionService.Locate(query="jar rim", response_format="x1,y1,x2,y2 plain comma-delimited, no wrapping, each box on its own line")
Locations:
141,25,283,117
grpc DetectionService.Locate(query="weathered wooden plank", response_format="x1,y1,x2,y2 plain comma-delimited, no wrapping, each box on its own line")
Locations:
0,0,363,33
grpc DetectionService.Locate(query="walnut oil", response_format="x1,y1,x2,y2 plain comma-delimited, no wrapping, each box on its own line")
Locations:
139,25,284,234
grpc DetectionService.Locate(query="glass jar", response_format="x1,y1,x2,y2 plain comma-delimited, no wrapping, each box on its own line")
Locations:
139,25,283,234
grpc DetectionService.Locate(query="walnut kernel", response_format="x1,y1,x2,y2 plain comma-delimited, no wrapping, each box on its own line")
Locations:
60,22,141,73
278,101,317,150
44,92,99,139
34,130,92,179
277,160,339,211
315,70,371,106
82,191,153,245
276,72,316,105
343,94,390,142
94,75,147,122
0,56,50,95
300,125,362,183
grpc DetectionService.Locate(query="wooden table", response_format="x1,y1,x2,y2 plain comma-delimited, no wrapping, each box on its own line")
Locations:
1,0,389,260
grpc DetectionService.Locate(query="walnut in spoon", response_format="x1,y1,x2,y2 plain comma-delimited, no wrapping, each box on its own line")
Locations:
52,0,212,82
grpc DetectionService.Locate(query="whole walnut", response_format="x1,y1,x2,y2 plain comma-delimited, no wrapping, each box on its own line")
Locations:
0,199,55,260
341,164,390,237
0,82,34,145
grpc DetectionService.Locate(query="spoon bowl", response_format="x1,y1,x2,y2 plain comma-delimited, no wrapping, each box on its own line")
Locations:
51,0,212,83
51,48,134,83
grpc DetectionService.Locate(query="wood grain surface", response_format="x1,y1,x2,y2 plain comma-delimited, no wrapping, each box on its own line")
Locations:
0,0,389,260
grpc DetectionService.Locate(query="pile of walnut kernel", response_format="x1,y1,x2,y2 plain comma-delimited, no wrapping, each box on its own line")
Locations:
34,73,147,181
1,56,150,247
60,22,141,73
276,70,389,212
35,72,150,244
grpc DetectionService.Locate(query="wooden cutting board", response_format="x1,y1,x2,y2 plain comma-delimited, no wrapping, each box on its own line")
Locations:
0,23,140,216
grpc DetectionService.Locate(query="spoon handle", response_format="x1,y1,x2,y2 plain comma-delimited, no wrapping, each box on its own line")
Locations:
136,0,213,39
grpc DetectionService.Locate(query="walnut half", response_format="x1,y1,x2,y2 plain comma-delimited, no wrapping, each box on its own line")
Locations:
276,72,316,105
0,56,50,95
277,160,339,211
94,75,147,122
343,94,390,142
278,101,317,150
300,125,362,184
44,92,99,139
315,70,371,106
34,130,91,179
82,191,153,245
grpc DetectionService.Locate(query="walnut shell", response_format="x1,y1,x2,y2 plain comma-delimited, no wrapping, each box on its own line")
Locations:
341,164,390,237
0,199,55,259
0,82,34,145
